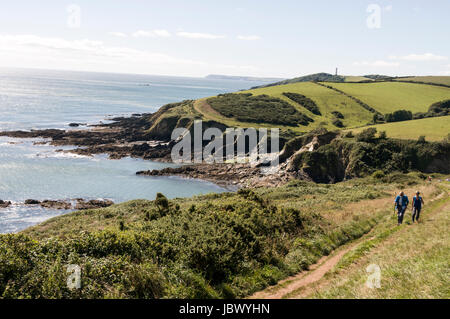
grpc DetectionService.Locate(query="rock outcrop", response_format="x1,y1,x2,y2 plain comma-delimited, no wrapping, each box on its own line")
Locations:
40,200,72,210
25,199,40,205
0,200,12,208
75,199,114,210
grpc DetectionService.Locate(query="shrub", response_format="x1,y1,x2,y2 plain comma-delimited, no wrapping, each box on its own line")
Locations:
356,128,377,142
208,93,313,126
122,262,165,298
372,170,385,179
332,119,344,128
372,113,385,123
344,131,354,138
378,131,387,139
331,111,344,119
414,100,450,119
155,193,169,213
428,99,450,116
385,110,413,123
282,92,321,115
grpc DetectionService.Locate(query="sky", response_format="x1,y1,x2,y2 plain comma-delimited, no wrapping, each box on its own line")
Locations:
0,0,449,78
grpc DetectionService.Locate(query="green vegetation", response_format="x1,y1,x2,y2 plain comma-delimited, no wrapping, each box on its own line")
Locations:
394,76,450,87
2,72,450,300
332,119,344,128
331,111,344,119
348,116,450,141
363,75,392,81
282,92,321,115
385,110,413,123
2,175,422,299
145,100,202,140
315,82,380,115
245,82,374,130
207,93,313,126
378,100,450,124
327,82,450,114
344,76,373,82
289,128,450,183
141,75,450,141
414,99,450,119
253,73,344,89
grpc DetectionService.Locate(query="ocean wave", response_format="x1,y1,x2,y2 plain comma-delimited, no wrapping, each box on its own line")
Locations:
29,151,95,160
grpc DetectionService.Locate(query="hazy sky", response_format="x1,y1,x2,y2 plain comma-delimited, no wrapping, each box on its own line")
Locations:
1,0,449,77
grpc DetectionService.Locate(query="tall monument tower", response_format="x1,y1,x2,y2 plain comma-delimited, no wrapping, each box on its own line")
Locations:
335,68,338,76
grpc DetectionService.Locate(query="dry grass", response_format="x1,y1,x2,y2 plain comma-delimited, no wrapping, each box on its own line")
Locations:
247,181,448,299
305,183,450,298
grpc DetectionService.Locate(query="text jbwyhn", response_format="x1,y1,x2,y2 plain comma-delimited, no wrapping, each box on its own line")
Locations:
179,303,270,316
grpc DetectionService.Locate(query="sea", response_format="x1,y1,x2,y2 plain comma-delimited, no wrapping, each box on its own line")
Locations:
0,68,268,233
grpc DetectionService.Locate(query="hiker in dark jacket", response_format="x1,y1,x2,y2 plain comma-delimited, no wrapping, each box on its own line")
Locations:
412,191,424,223
394,191,409,226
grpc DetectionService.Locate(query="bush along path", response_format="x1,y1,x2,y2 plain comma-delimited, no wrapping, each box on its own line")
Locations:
249,182,449,299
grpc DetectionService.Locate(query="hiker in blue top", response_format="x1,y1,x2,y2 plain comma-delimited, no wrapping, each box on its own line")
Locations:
394,191,409,226
412,191,425,223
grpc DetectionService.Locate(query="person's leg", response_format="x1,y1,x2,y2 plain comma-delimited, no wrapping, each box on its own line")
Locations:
398,208,405,225
416,208,421,222
412,208,417,222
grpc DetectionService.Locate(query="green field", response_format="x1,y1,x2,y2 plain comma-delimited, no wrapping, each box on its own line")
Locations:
395,76,450,86
344,76,373,82
243,82,374,130
327,82,450,114
148,76,450,141
347,116,450,141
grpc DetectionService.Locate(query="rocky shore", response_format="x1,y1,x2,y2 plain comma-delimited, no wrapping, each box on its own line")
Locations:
0,114,173,162
137,163,295,189
0,198,114,211
0,115,345,189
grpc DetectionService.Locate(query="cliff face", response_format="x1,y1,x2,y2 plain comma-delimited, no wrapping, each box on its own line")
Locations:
286,131,450,183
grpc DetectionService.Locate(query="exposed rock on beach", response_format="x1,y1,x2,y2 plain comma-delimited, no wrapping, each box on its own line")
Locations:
0,200,12,208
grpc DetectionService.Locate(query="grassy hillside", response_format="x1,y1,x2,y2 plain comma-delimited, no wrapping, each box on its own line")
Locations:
252,73,344,89
193,81,450,135
327,82,450,114
344,76,373,82
132,76,450,143
394,76,450,87
347,116,450,141
243,82,374,130
2,173,442,299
